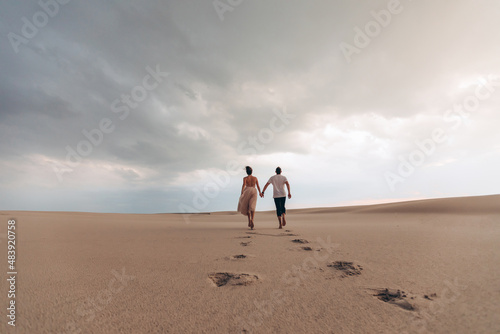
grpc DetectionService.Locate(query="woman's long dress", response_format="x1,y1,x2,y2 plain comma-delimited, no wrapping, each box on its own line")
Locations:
237,186,257,215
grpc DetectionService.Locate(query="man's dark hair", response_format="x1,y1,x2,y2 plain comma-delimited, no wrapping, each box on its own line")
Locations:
276,167,281,174
245,166,253,175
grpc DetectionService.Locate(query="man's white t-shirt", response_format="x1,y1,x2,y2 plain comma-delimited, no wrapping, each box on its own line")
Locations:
268,174,288,198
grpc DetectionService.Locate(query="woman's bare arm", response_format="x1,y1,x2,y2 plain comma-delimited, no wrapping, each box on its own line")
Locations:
241,177,246,195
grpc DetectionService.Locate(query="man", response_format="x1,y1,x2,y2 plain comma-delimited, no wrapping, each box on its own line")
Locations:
261,167,291,229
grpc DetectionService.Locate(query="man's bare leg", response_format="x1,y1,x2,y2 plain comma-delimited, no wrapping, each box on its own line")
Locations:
282,213,286,227
277,216,282,229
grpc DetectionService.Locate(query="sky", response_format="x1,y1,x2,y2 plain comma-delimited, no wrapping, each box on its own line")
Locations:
0,0,499,213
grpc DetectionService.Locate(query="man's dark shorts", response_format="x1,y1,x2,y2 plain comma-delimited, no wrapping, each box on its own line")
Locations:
274,197,286,217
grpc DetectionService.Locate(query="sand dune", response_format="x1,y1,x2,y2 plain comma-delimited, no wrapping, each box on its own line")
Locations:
0,194,499,333
288,194,500,215
354,194,500,215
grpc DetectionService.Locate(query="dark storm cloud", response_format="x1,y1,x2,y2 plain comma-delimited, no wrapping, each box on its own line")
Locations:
1,0,499,212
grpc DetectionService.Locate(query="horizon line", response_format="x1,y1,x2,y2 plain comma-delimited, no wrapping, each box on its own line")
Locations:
1,193,498,215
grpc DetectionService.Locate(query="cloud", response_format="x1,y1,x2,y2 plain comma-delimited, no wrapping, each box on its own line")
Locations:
0,0,499,213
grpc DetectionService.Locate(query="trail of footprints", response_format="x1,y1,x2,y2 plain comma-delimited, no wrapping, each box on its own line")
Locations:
208,229,311,287
208,229,339,288
207,227,438,313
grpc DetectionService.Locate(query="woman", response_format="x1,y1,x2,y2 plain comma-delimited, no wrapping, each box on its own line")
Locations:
237,166,262,229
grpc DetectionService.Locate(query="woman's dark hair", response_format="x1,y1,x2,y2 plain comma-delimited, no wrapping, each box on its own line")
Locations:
245,166,253,175
276,167,281,174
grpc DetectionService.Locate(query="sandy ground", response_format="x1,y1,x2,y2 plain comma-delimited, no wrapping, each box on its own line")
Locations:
0,194,499,333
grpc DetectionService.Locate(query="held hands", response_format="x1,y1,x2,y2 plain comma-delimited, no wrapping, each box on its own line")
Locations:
259,192,290,198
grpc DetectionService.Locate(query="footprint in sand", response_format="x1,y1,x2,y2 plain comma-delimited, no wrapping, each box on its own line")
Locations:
218,254,251,261
424,293,437,300
371,288,415,311
246,232,296,237
240,241,251,246
235,236,252,239
208,272,259,287
327,261,363,278
291,238,309,244
301,246,313,251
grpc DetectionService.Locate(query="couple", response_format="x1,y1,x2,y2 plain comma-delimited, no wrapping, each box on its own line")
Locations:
237,166,292,229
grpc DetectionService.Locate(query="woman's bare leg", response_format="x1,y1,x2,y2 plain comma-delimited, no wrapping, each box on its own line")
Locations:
250,210,255,229
247,212,252,228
